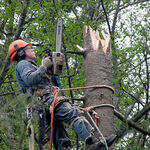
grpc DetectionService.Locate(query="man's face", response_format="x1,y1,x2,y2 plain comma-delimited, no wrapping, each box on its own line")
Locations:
24,46,36,60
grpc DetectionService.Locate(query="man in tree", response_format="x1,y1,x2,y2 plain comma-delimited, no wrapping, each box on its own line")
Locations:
8,39,115,150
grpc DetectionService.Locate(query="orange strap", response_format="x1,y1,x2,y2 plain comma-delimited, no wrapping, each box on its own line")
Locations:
49,86,59,150
60,85,114,93
49,85,114,150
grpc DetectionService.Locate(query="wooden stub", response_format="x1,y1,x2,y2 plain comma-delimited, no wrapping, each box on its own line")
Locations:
83,26,115,149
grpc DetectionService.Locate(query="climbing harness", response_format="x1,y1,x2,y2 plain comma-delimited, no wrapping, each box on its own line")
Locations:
49,85,114,150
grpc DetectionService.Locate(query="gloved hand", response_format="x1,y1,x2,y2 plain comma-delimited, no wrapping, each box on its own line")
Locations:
42,57,53,69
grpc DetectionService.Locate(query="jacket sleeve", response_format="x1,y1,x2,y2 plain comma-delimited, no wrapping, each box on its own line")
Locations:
16,60,47,86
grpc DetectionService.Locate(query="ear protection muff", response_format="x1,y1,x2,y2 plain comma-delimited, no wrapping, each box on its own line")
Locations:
17,48,26,58
14,44,26,59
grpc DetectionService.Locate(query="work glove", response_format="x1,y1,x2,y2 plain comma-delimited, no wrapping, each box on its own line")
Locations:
42,57,53,70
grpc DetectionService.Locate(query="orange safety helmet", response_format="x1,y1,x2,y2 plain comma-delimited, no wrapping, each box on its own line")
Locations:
8,39,31,61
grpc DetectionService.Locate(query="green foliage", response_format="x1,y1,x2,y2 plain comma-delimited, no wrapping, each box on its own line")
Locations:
0,93,28,149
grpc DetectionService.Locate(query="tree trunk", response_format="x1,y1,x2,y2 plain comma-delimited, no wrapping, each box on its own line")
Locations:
83,26,115,149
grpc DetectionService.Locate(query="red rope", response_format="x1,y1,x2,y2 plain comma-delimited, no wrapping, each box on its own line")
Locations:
49,85,114,150
49,86,59,150
60,85,114,93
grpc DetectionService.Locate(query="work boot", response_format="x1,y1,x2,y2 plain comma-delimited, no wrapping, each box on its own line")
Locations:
104,134,117,147
85,136,103,150
87,142,105,150
61,138,72,150
85,134,116,150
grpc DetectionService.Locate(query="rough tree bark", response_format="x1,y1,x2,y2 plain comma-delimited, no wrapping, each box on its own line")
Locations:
83,26,115,149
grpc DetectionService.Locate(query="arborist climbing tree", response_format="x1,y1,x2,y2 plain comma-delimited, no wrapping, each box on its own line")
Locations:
0,1,149,149
8,37,116,149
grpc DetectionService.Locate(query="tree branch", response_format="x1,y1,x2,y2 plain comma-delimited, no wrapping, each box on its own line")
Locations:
111,0,121,36
121,87,144,106
14,2,30,40
0,92,15,96
119,0,150,12
100,0,111,34
0,1,30,87
132,102,150,122
114,109,150,136
65,51,85,56
115,102,150,141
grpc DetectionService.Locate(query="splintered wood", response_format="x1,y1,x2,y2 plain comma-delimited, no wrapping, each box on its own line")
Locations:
84,26,111,54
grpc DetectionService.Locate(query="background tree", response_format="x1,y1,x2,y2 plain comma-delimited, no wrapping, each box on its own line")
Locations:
0,0,150,149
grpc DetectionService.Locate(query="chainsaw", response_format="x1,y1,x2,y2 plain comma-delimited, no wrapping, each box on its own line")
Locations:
42,18,64,75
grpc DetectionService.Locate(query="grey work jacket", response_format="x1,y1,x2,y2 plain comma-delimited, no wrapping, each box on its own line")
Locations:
15,60,51,93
